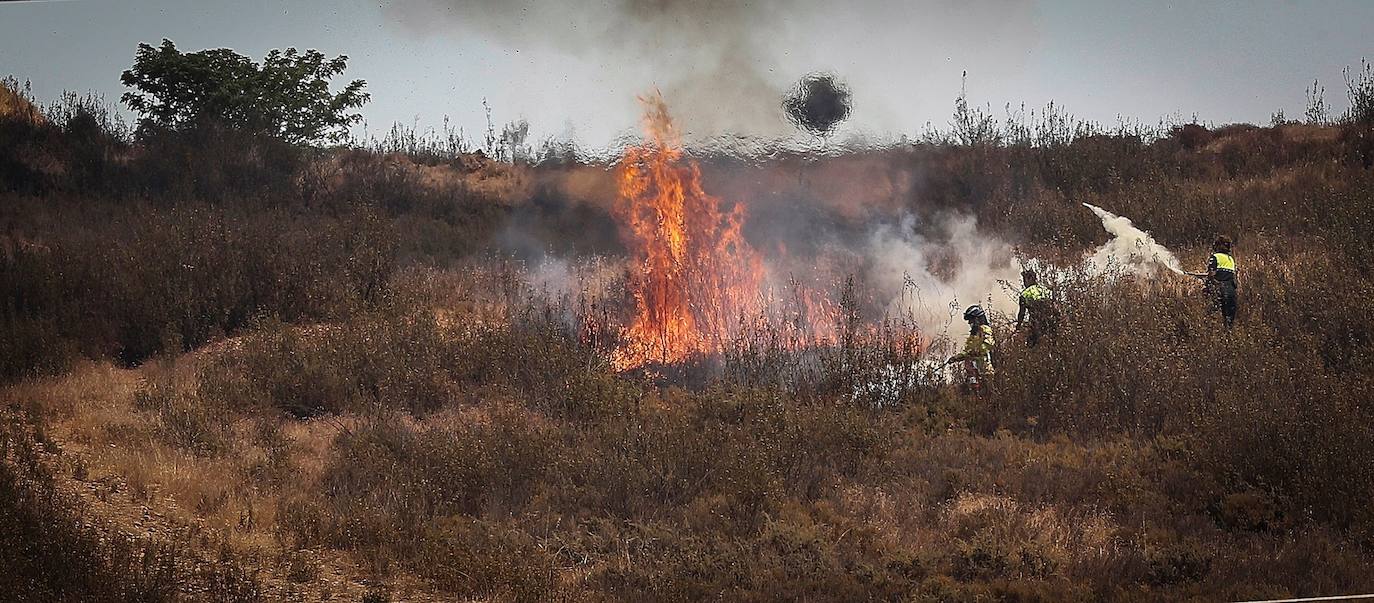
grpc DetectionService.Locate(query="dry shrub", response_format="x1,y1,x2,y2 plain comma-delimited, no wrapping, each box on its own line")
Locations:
262,381,905,597
983,256,1374,541
320,149,524,263
0,408,261,601
1201,529,1374,600
448,320,634,421
412,516,560,600
7,81,1374,600
0,202,397,378
125,126,305,202
199,312,455,417
986,252,1374,538
552,387,896,524
293,406,557,555
987,269,1201,436
583,514,923,602
198,302,629,419
0,240,83,381
135,371,230,455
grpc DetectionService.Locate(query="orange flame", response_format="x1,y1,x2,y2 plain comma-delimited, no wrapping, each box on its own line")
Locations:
612,93,767,369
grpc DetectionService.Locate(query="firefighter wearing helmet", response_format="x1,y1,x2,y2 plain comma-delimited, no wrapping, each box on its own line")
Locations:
943,305,995,393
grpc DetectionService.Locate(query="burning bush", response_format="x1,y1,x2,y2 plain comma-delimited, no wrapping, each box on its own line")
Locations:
611,93,773,368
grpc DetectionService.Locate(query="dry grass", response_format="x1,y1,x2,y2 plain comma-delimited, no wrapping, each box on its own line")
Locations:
7,255,1374,600
0,78,47,126
0,362,449,601
4,91,1374,599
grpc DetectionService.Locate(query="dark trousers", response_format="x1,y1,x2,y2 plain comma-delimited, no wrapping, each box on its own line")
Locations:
1212,283,1237,327
1025,313,1058,347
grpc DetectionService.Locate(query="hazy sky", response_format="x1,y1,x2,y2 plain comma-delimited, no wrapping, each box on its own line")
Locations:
2,0,1371,149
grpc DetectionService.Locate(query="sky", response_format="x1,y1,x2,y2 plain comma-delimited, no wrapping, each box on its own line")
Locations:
2,0,1371,150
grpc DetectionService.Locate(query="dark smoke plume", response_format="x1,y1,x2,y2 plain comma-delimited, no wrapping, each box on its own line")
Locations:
385,0,793,136
783,73,852,136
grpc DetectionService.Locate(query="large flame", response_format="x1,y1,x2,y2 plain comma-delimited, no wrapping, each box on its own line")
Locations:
612,93,768,368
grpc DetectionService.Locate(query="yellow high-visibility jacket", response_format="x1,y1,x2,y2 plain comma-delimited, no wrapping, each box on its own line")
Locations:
1210,253,1237,284
960,324,995,376
1021,284,1049,303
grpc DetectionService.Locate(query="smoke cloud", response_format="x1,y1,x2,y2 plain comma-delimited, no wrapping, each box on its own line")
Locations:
384,0,796,137
864,214,1020,342
379,0,1046,146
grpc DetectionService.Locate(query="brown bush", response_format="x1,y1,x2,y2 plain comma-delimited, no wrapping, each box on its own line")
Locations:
0,200,397,380
0,408,261,601
411,516,561,600
6,80,1374,600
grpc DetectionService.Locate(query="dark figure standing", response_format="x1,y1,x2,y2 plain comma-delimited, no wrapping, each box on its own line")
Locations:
1204,236,1238,327
1015,269,1058,347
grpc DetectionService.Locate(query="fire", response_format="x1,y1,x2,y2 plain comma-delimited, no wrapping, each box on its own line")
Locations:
608,92,858,370
612,93,768,369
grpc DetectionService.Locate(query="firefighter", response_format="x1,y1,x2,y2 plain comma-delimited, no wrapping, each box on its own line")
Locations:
943,305,995,393
1203,236,1238,327
1014,268,1058,347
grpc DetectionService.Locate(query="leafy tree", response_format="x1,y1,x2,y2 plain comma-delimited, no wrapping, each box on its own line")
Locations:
120,39,368,143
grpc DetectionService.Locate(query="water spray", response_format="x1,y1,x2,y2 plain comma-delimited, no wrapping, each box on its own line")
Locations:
1082,203,1185,276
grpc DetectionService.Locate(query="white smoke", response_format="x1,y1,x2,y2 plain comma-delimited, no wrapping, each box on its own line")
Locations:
865,214,1020,341
861,204,1186,346
527,255,621,301
1082,203,1185,276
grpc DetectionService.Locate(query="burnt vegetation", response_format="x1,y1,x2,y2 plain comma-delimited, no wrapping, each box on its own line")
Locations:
2,56,1374,601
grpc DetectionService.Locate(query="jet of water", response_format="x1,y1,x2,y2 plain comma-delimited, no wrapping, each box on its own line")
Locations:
1083,203,1185,276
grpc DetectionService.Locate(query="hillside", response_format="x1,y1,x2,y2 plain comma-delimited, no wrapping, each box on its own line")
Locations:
3,77,1374,601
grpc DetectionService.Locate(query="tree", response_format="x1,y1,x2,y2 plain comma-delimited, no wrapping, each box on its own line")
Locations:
950,72,1000,147
120,39,368,144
